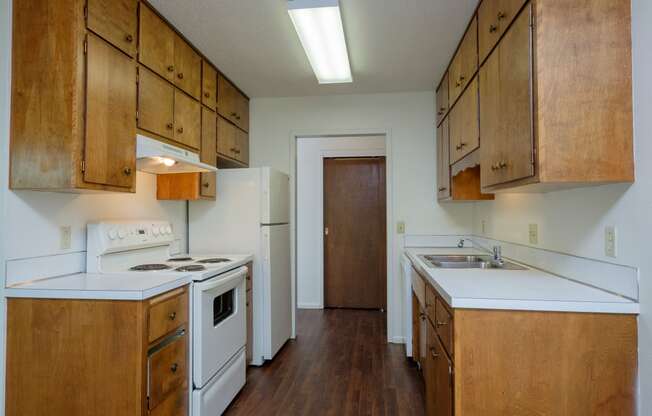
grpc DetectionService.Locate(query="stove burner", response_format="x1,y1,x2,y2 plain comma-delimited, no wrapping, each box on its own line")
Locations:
175,264,207,272
197,258,232,264
167,257,194,262
129,264,171,271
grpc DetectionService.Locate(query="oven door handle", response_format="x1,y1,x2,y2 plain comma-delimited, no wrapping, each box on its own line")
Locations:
195,266,247,294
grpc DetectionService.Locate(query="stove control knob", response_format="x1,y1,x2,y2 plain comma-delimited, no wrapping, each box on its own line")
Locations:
108,228,118,240
152,227,160,236
118,228,126,239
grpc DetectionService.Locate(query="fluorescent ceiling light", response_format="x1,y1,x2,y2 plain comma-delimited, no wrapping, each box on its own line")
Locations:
288,0,352,84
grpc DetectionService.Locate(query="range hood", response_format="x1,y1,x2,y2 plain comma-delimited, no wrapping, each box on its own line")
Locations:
136,134,217,174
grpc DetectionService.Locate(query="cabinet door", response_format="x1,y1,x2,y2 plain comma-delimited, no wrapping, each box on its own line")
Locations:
237,94,250,133
139,4,175,82
217,74,238,126
437,118,451,200
174,90,201,150
217,116,237,159
236,128,249,165
200,108,217,198
411,293,421,365
449,16,478,104
449,77,479,164
436,72,449,125
201,61,217,111
479,6,533,188
433,333,453,416
87,0,138,56
174,35,202,100
478,0,527,63
138,68,175,139
84,34,136,189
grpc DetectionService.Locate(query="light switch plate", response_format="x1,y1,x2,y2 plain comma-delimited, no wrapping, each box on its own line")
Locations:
528,224,539,245
397,221,405,234
60,226,72,250
605,226,617,258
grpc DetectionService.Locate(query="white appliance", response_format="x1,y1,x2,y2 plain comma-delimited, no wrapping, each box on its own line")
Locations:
136,134,218,174
190,167,292,366
86,220,249,416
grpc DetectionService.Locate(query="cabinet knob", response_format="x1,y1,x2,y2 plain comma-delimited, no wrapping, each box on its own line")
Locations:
497,11,506,20
235,149,241,154
166,122,174,130
167,65,175,72
489,24,498,33
123,167,132,176
168,312,177,320
170,363,178,373
499,161,508,169
177,127,184,134
125,34,133,43
204,92,211,98
177,73,184,80
455,142,467,150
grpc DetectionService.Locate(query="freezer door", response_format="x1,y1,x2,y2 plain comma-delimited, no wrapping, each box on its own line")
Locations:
261,223,292,358
261,167,290,224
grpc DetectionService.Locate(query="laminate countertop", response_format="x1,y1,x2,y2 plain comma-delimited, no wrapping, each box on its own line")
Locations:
4,272,191,300
405,247,639,314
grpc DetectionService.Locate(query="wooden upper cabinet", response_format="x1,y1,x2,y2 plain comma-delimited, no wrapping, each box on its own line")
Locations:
217,115,238,160
85,34,136,189
174,35,202,100
437,118,451,200
480,6,533,188
174,90,201,150
435,72,449,125
449,77,479,164
138,67,175,139
139,4,175,82
86,0,138,57
448,16,478,104
218,74,249,132
201,61,217,111
478,0,527,63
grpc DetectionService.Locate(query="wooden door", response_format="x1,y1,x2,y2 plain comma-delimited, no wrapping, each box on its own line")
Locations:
236,129,249,165
436,72,449,125
138,67,175,139
480,5,533,188
237,94,250,132
174,35,202,100
478,0,527,63
173,90,201,150
200,108,216,198
448,16,478,103
433,332,453,416
87,0,137,57
84,34,136,189
324,157,386,309
449,77,479,164
217,74,238,125
437,118,451,200
217,116,237,159
201,61,217,111
139,4,175,82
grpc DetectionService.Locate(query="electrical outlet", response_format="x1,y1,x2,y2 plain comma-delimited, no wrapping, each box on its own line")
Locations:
481,220,486,235
605,226,617,258
60,226,72,250
528,223,539,245
397,221,406,234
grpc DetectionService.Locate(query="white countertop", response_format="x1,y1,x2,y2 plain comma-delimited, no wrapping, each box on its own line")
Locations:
4,272,192,300
405,247,639,314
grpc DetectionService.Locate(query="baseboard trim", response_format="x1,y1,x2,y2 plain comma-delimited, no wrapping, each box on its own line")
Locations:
389,336,405,344
298,303,323,309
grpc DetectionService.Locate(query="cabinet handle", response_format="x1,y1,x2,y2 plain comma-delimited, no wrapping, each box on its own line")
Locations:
431,348,439,359
489,24,498,33
167,65,175,72
497,11,506,20
491,163,499,171
177,72,184,80
438,187,447,192
170,363,178,373
166,122,174,130
202,182,210,188
499,161,508,169
455,142,467,150
123,167,132,176
168,311,177,320
177,127,184,134
204,92,211,98
125,34,134,43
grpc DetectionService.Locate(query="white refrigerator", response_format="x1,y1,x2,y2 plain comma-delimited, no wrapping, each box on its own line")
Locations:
189,167,292,366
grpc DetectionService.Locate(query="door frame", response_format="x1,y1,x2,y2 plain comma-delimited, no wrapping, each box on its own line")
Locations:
290,128,396,343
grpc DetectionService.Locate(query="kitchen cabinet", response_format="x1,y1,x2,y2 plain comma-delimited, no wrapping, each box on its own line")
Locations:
139,4,175,83
478,0,527,63
174,34,202,100
86,0,138,57
217,115,249,166
173,89,201,150
435,72,449,125
202,60,218,111
6,286,190,416
436,119,451,200
138,67,175,140
10,0,137,193
448,16,477,104
218,73,250,133
449,77,479,164
425,323,453,416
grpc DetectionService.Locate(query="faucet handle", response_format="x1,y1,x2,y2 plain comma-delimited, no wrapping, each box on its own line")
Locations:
492,245,502,258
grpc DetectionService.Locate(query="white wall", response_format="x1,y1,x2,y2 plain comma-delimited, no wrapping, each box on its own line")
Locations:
473,0,652,411
250,92,474,342
296,135,386,309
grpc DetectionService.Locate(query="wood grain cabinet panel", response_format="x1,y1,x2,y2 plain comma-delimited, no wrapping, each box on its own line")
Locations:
138,67,175,139
478,0,527,63
237,94,250,132
138,4,175,82
149,385,188,416
479,6,533,188
217,115,238,159
218,74,249,132
448,16,478,104
148,333,187,410
236,128,249,165
148,288,189,343
434,297,453,357
86,0,138,57
202,61,217,111
449,76,479,164
436,118,451,200
174,35,202,100
173,90,201,150
435,72,449,125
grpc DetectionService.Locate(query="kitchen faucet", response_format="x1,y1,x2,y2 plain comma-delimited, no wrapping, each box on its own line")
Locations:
491,245,504,267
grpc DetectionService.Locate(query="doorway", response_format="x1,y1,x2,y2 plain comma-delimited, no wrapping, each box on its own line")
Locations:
323,157,387,309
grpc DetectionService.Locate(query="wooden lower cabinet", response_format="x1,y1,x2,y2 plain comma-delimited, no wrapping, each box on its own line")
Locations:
5,286,190,416
416,276,637,415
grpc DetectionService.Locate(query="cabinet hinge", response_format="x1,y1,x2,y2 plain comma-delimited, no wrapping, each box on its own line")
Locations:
136,110,139,121
81,160,86,173
83,39,87,55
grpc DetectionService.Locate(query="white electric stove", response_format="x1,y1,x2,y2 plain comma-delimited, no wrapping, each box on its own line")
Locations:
87,220,251,416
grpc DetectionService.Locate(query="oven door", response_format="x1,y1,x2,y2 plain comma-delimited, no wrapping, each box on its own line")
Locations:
193,266,247,388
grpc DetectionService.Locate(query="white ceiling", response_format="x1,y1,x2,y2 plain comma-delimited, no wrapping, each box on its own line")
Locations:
148,0,478,98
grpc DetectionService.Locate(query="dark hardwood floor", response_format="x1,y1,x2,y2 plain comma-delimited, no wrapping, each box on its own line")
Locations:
225,309,425,416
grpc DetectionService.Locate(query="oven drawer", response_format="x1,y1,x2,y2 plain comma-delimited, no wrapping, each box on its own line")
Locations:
149,287,188,343
148,330,187,410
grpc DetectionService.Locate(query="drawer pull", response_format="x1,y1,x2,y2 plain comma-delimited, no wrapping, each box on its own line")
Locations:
436,320,448,327
431,348,439,359
168,312,177,321
170,363,178,373
438,187,447,192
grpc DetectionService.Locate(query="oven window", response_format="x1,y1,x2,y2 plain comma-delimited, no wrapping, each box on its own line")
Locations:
213,289,235,326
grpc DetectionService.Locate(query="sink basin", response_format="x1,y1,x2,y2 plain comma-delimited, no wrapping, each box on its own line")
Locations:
418,254,527,270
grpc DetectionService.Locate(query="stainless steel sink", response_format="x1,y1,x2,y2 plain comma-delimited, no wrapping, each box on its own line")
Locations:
418,254,527,270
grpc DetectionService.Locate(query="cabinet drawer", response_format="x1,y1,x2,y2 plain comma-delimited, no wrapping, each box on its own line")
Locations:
149,288,188,343
478,0,527,63
448,16,478,104
425,285,437,327
148,331,187,410
149,384,188,416
449,76,479,164
435,297,453,357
